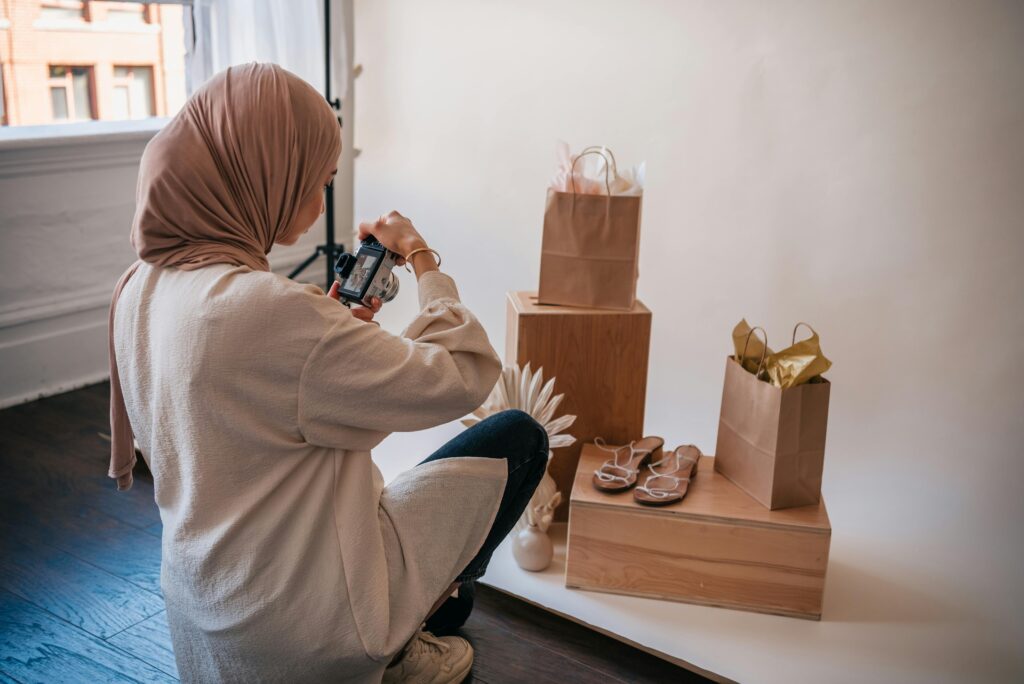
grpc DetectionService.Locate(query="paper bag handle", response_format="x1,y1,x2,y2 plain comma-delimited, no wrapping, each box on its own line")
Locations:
792,322,817,345
569,149,613,195
579,145,619,178
739,326,769,376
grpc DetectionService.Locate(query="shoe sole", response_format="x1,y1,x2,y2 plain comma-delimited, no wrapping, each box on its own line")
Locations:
446,660,472,684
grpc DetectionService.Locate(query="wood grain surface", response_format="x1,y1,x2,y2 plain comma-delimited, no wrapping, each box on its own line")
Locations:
0,590,176,684
571,446,831,531
506,291,652,520
566,444,831,620
108,611,179,679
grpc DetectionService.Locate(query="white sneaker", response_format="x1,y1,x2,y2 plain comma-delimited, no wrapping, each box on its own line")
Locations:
382,629,473,684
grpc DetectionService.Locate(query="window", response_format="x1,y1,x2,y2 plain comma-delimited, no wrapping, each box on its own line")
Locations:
2,2,187,129
48,66,96,122
104,2,149,26
39,1,87,22
112,66,155,119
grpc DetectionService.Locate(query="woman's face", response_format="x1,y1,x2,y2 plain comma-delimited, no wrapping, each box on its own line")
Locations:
276,167,338,246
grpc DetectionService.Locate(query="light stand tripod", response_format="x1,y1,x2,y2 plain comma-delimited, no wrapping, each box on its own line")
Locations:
289,0,344,290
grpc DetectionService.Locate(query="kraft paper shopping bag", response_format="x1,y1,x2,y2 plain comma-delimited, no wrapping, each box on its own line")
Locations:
538,149,642,310
714,327,831,509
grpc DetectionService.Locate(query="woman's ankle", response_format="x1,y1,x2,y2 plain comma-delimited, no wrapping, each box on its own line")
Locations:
425,580,476,635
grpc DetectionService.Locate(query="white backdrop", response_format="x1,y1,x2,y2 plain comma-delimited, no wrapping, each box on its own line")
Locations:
353,1,1024,681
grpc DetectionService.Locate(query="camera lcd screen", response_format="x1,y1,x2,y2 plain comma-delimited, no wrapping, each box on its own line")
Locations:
341,253,378,294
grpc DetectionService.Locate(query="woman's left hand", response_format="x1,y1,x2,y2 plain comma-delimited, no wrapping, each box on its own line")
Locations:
328,282,381,324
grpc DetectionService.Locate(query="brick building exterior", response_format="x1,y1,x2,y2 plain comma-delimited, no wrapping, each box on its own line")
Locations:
0,0,186,126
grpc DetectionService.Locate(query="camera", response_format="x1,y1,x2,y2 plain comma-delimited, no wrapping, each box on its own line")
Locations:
333,235,401,306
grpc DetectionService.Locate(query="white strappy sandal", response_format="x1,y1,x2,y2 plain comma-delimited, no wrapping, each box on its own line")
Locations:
634,445,702,506
591,436,664,492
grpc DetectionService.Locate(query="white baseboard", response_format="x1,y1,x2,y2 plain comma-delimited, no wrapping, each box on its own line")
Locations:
0,370,111,410
0,309,111,409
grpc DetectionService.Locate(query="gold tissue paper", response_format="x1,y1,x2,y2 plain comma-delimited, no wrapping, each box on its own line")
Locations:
731,319,832,389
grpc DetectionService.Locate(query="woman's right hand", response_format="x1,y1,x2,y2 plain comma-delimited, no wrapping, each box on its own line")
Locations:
357,210,427,258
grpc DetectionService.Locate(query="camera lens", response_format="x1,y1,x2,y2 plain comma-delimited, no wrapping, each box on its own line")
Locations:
379,272,400,303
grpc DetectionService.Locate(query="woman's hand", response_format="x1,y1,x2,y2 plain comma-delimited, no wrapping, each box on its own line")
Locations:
328,282,381,325
358,210,427,259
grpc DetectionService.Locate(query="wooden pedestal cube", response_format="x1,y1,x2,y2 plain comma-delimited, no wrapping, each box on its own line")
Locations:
505,291,651,521
565,443,831,620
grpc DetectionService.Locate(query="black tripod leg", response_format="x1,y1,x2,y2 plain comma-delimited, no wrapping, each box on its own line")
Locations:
288,249,323,280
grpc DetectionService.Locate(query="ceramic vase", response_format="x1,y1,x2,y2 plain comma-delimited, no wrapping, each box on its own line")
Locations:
511,524,554,572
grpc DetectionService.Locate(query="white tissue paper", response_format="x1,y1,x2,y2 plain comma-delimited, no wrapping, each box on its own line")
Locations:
548,141,645,196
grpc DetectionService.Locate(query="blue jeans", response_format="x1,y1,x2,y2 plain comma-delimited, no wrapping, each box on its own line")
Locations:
418,409,548,632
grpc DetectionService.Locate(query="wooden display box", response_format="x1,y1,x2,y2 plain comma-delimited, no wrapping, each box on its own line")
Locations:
506,291,651,520
565,443,831,620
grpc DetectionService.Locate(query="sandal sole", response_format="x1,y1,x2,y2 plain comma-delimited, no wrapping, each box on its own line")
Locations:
633,445,702,506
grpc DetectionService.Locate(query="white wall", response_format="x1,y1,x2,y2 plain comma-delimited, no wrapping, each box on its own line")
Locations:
0,128,142,407
354,1,1024,681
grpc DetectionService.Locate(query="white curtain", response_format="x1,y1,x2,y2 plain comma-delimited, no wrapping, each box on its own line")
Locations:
184,0,348,103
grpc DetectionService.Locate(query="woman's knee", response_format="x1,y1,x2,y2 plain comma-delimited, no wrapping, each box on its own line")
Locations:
507,411,549,486
488,409,539,434
491,409,548,454
491,408,536,427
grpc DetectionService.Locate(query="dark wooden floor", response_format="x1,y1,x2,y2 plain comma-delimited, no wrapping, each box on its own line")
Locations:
0,383,707,683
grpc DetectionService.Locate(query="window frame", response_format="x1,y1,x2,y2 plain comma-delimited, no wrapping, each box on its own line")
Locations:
4,0,191,138
39,1,90,23
111,64,157,120
102,2,153,26
48,64,98,123
1,64,8,126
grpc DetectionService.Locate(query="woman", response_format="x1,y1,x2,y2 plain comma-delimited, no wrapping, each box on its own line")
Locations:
108,63,546,683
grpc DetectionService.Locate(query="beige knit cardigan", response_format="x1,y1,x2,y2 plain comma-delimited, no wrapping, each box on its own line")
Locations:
114,263,506,683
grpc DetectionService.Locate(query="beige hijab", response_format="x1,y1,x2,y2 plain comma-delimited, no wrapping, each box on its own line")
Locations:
108,63,342,490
